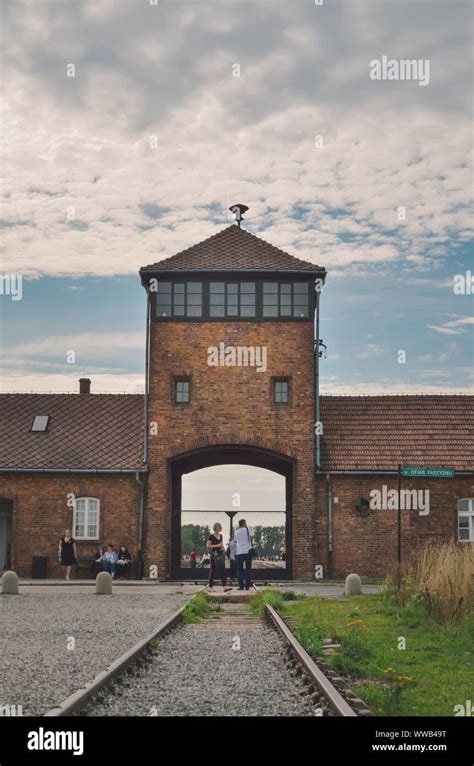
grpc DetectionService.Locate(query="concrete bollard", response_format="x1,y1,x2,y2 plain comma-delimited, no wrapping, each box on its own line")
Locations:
95,571,113,595
2,571,19,595
345,572,363,596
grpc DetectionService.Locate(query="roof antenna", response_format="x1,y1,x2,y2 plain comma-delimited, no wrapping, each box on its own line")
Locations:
228,203,248,228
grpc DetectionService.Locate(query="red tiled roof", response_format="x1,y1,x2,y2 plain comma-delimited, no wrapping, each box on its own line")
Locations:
0,394,144,471
320,395,474,472
140,225,324,274
0,394,471,473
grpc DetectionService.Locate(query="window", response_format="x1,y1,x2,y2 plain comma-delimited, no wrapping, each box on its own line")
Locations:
458,498,474,542
175,378,190,404
273,378,289,404
155,281,202,318
73,497,100,540
263,282,309,318
209,282,256,318
153,279,312,320
31,415,49,432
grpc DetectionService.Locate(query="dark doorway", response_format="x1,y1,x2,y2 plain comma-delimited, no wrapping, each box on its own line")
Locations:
170,445,293,580
0,499,13,571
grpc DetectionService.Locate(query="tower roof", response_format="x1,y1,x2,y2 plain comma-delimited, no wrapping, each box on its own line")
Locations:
140,225,324,277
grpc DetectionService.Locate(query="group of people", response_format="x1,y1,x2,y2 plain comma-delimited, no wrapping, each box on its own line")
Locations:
206,518,254,592
93,544,133,579
58,530,132,580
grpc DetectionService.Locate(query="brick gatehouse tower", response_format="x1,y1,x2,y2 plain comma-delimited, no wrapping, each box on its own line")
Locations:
140,210,326,580
0,210,471,579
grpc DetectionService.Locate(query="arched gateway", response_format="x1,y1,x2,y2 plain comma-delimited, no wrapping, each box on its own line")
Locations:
140,217,327,581
170,445,294,579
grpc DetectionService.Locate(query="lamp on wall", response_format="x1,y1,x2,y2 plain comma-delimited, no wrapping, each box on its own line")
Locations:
355,497,370,517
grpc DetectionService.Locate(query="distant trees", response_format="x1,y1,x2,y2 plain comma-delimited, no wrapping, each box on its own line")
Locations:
180,523,286,559
251,525,285,558
181,524,210,557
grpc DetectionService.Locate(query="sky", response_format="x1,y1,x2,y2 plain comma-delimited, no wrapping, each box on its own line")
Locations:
182,464,286,529
0,0,472,394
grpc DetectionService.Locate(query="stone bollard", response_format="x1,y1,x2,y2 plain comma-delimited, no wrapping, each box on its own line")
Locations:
95,571,113,595
2,571,19,595
345,572,362,596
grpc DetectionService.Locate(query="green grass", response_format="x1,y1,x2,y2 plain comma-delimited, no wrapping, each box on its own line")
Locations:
249,589,286,616
249,588,307,616
257,590,474,716
181,591,221,623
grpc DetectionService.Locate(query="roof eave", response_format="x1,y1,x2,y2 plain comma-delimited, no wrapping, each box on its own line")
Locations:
0,467,148,474
140,267,327,284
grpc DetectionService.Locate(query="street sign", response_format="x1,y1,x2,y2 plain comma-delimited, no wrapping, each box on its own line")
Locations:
401,467,455,478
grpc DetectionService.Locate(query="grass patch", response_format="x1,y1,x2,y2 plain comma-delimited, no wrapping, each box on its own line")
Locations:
280,590,307,601
384,542,474,623
285,593,474,716
249,588,286,617
182,591,220,623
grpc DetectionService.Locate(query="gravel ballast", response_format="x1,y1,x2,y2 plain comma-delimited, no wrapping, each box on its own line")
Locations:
0,590,191,716
85,607,316,717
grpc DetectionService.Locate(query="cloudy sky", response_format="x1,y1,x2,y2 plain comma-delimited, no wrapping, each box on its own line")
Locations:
0,0,472,394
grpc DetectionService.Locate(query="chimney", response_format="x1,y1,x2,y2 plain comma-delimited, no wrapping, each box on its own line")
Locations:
79,378,91,394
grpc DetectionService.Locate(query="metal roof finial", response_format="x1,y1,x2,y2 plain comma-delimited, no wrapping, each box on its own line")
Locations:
228,203,249,228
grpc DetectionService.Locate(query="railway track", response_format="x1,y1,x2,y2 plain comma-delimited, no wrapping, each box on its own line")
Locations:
46,590,367,718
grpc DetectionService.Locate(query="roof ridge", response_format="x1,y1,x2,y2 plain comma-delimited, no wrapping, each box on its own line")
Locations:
320,393,473,398
0,392,144,397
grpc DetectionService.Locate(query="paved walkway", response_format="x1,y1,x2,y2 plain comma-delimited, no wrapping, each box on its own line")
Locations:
12,579,381,596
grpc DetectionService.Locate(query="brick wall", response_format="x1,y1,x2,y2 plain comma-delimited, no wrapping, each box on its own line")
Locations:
0,473,141,578
146,319,316,579
315,474,474,578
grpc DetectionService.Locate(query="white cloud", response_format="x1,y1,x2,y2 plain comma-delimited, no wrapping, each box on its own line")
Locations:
0,0,471,277
427,316,474,335
0,373,144,395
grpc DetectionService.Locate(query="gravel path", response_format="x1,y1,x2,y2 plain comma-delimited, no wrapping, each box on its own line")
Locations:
86,605,316,716
0,591,191,716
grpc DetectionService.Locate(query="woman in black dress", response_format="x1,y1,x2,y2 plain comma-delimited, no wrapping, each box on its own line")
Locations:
58,529,77,580
207,522,231,592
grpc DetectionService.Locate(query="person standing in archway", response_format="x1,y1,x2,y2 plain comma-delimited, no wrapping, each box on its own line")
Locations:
234,518,254,591
207,523,231,592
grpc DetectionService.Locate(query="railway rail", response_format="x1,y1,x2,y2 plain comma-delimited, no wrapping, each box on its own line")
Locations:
46,589,366,718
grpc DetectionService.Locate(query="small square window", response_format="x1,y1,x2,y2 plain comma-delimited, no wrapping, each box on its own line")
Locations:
273,379,289,404
175,379,190,404
32,415,49,432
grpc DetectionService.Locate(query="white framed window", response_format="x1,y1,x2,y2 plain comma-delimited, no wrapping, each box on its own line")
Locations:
73,497,100,540
457,498,474,542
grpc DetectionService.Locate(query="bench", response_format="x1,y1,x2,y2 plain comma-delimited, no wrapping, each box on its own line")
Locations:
76,556,141,580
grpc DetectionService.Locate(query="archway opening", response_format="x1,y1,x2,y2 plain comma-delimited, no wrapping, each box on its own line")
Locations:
169,446,293,580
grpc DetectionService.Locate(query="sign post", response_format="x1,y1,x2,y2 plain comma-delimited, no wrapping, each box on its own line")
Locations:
396,467,454,592
401,467,455,478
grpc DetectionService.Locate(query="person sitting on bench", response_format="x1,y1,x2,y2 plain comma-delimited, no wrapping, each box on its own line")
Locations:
102,544,118,578
116,545,132,580
92,546,105,578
